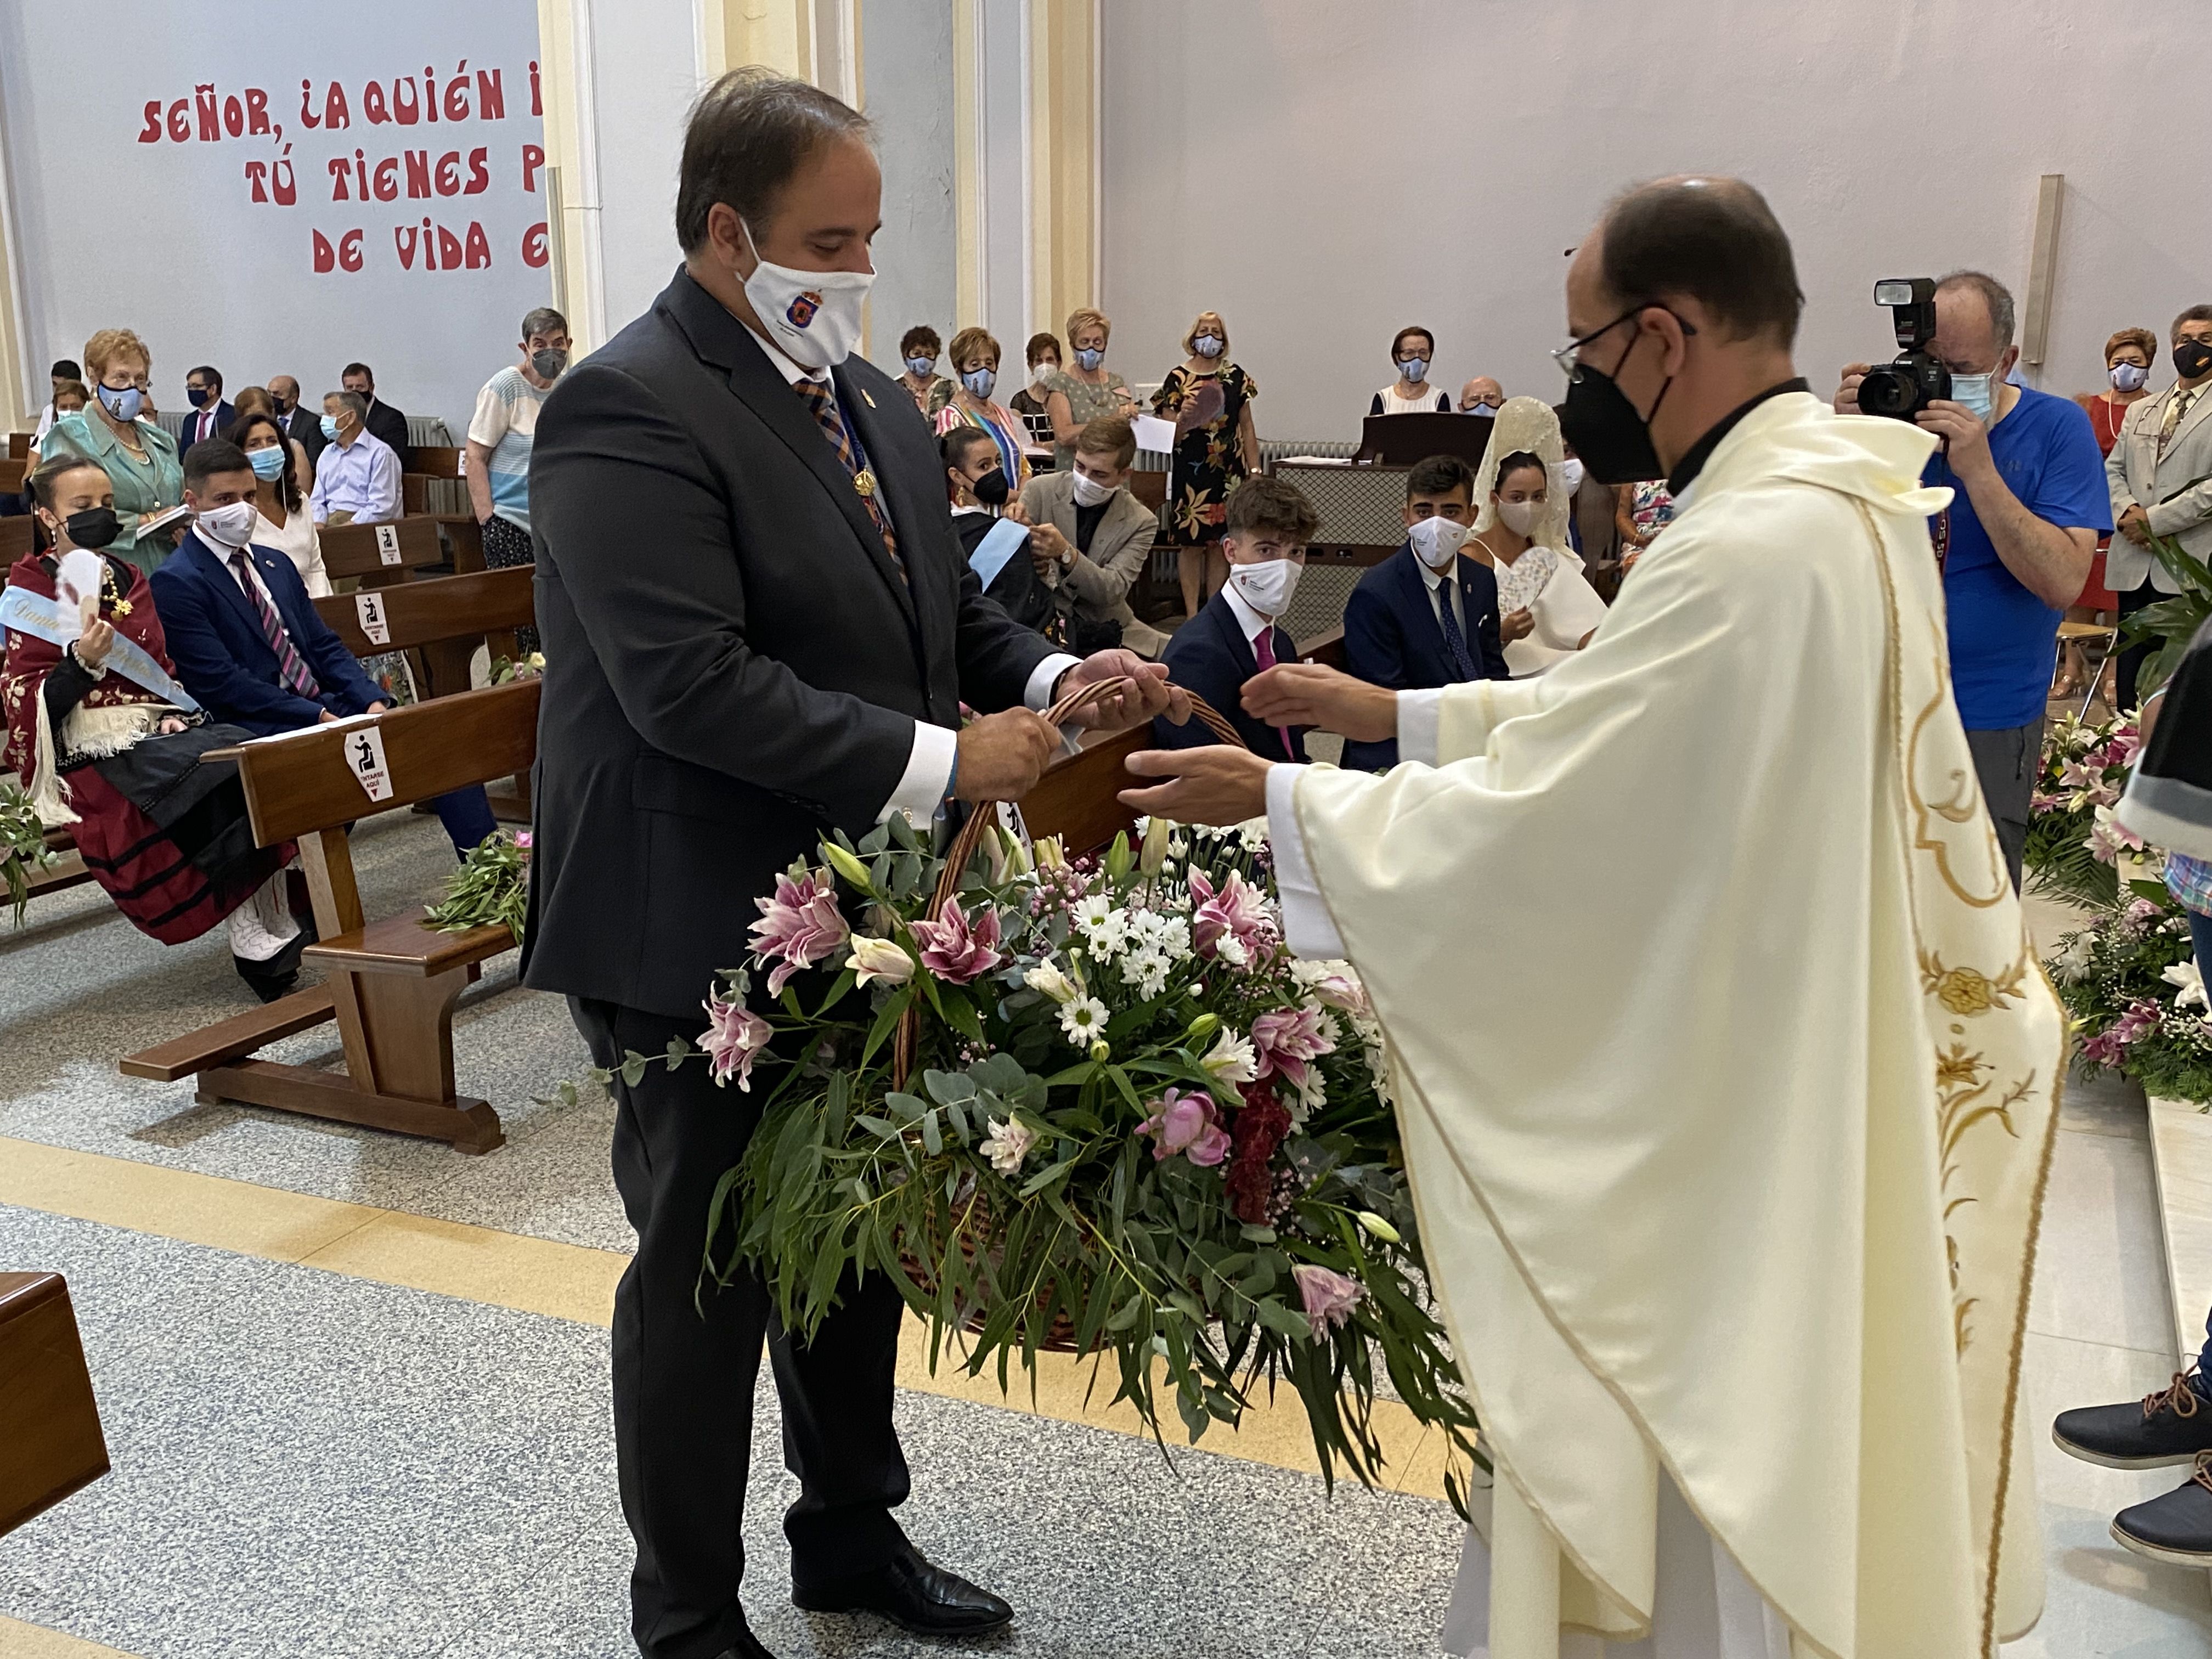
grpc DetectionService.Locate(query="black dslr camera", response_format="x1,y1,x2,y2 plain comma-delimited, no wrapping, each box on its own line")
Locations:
1857,279,1951,420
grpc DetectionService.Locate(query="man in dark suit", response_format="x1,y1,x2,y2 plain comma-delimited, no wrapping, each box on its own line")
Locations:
1154,472,1319,760
177,365,235,461
340,362,410,462
151,439,495,857
267,374,326,472
521,69,1177,1659
1339,454,1511,770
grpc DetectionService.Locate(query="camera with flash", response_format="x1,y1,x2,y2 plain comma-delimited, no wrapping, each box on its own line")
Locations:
1857,279,1951,421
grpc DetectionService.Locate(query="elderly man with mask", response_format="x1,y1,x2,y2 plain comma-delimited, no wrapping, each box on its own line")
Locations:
521,67,1179,1659
1458,375,1504,414
308,390,401,526
1121,175,2059,1659
1836,270,2107,886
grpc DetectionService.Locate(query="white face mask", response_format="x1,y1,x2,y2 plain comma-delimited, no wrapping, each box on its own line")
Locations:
1399,357,1430,386
1228,556,1301,619
1496,499,1541,538
1031,362,1056,386
194,499,259,550
1070,469,1114,507
1560,457,1585,494
2110,362,2148,393
1193,334,1224,359
1406,514,1469,570
741,220,873,370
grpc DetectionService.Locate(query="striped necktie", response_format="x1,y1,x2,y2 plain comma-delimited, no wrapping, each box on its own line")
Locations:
229,551,320,699
791,377,901,572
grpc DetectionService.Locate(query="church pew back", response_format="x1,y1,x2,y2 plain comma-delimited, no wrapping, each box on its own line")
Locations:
317,515,444,584
310,565,531,658
0,459,24,495
0,520,32,562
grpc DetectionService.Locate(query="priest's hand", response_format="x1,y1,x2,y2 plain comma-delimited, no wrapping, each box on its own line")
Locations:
1119,746,1274,826
1056,650,1189,729
1242,663,1396,742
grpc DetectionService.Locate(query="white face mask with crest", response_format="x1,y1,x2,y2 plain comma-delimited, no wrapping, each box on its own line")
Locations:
741,218,874,370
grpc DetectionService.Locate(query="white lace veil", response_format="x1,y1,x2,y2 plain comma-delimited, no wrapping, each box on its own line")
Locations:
1470,395,1574,556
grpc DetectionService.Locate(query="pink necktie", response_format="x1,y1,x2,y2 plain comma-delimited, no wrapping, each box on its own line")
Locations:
1251,627,1295,759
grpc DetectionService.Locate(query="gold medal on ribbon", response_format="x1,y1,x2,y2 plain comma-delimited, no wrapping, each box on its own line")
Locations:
853,468,878,499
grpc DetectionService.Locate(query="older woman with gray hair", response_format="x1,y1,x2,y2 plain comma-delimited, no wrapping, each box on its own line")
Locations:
308,388,402,525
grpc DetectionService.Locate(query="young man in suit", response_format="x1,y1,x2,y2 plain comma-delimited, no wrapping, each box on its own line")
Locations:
178,365,235,460
522,69,1177,1659
151,439,495,857
2108,303,2212,710
1019,414,1166,657
1339,453,1511,771
1154,472,1319,759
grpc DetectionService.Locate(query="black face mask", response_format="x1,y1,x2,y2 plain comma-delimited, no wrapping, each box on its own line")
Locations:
2176,339,2212,382
1559,359,1670,484
60,507,122,550
971,467,1011,507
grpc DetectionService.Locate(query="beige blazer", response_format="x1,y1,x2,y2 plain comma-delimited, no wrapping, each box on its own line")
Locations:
1019,470,1165,657
2107,380,2212,594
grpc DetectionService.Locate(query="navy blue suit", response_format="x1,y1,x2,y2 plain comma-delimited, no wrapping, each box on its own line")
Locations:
177,400,236,461
1153,590,1310,761
150,531,494,851
1341,544,1509,771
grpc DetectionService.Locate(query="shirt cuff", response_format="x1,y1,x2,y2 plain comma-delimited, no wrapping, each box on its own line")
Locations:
1025,652,1084,712
878,718,961,827
1266,761,1345,960
1397,687,1444,766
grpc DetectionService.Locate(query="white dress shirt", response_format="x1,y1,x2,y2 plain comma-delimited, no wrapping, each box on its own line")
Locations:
1219,579,1281,653
1415,554,1467,635
738,324,1078,824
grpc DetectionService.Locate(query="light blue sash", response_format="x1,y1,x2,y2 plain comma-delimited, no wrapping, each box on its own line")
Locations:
967,515,1030,590
0,584,202,713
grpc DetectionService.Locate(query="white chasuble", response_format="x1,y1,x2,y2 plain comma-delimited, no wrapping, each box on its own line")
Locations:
1272,393,2061,1659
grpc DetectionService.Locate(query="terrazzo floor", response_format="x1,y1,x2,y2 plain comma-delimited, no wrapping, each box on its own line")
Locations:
0,823,2207,1656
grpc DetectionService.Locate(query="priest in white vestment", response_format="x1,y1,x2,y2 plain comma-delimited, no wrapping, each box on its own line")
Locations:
1120,178,2062,1659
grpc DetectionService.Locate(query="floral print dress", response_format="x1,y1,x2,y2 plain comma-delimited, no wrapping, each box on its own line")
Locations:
1151,363,1256,547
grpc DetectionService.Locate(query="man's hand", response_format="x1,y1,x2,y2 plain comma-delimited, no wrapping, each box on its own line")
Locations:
954,708,1060,802
1500,607,1535,645
2120,504,2153,546
1056,650,1188,730
1916,400,1993,479
1835,362,1872,415
1241,663,1396,742
317,708,340,723
1028,521,1074,573
1002,499,1033,527
366,701,388,714
1119,746,1274,826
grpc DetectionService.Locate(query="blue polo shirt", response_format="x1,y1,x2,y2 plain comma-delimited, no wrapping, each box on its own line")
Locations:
1931,386,2111,730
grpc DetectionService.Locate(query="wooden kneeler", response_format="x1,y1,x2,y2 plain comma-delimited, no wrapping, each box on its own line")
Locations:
119,681,541,1153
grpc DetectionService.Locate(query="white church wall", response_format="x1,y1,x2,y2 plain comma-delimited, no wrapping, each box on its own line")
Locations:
1100,0,2210,442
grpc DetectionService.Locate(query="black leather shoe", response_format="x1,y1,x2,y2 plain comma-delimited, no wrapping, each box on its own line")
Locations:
792,1544,1013,1637
2114,1453,2212,1566
2054,1369,2212,1468
712,1634,775,1659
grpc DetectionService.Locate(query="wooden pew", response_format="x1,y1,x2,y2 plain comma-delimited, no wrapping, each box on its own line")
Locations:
317,515,444,589
313,563,532,705
0,1273,109,1537
0,519,31,562
5,433,30,461
0,458,24,496
401,446,484,571
119,681,541,1153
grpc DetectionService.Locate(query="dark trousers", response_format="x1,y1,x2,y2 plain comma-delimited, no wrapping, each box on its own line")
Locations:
1964,718,2042,893
571,997,911,1659
2116,577,2166,713
427,786,498,855
481,514,541,657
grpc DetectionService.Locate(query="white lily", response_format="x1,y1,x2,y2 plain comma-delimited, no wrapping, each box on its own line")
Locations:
846,934,915,987
2163,958,2209,1014
979,1115,1036,1175
1024,959,1081,1005
1199,1027,1259,1088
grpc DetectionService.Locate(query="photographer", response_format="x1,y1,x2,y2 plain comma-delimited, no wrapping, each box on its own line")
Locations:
1836,270,2106,887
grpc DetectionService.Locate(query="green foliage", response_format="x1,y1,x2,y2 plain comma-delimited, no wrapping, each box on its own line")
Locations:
0,781,57,928
2049,884,2212,1104
2119,522,2212,701
662,816,1481,1509
424,828,530,941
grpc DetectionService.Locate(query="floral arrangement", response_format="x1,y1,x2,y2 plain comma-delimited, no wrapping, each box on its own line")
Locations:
2050,879,2212,1103
2025,711,2143,910
1,780,57,927
617,811,1480,1510
488,652,546,686
424,828,531,942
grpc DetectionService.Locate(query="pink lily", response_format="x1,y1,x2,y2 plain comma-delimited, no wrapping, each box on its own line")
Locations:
748,868,851,997
1291,1263,1365,1333
700,990,774,1091
909,898,1005,985
1250,1004,1336,1090
1138,1087,1233,1166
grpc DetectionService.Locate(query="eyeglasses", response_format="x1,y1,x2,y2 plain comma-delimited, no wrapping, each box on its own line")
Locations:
1551,304,1697,382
